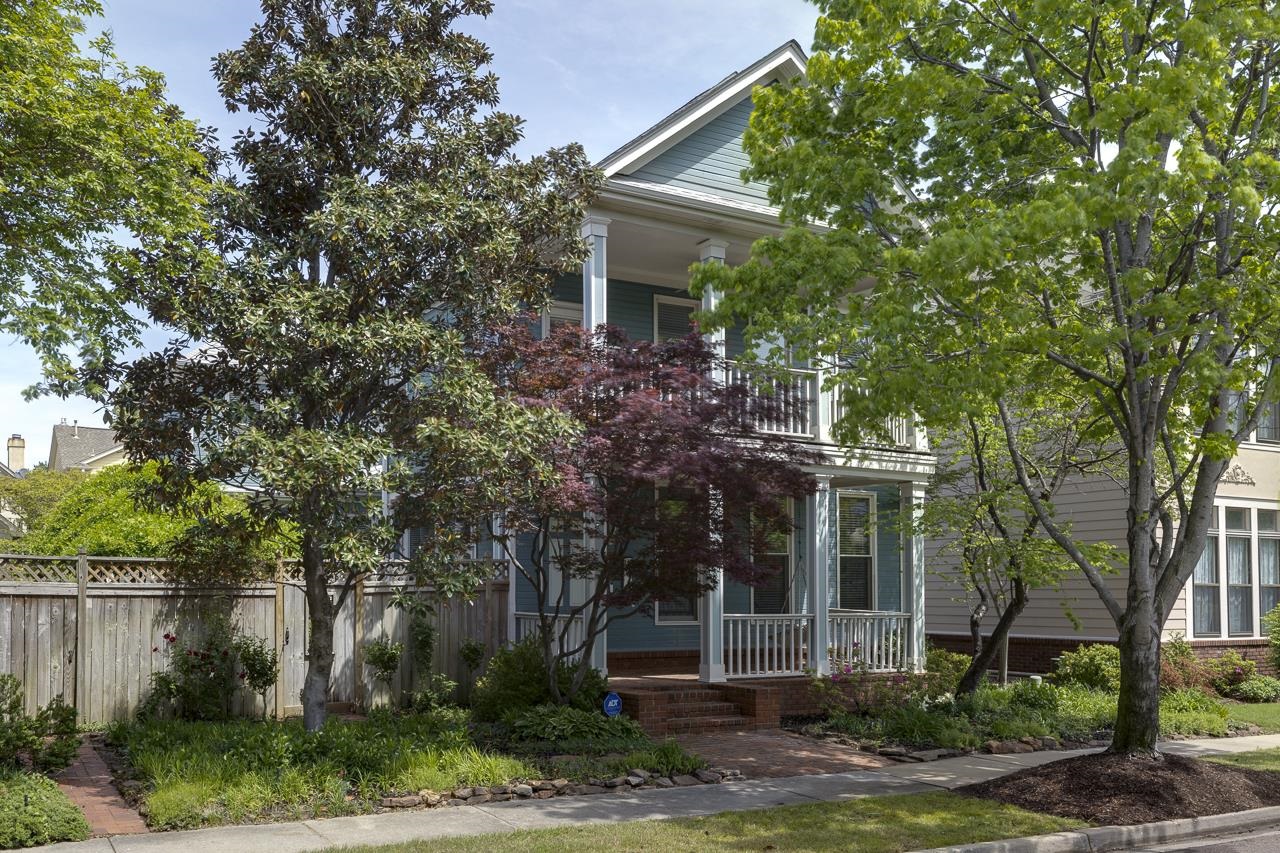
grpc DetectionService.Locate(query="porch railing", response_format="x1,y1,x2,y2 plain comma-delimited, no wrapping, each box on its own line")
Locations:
726,362,818,439
513,611,588,663
828,610,912,672
722,613,814,678
829,387,917,449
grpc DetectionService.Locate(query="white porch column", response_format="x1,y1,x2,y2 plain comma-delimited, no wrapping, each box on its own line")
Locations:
697,239,730,684
809,476,832,676
900,480,928,672
582,217,610,329
493,513,515,647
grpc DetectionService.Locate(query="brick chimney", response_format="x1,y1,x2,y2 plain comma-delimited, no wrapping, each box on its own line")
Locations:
7,435,24,472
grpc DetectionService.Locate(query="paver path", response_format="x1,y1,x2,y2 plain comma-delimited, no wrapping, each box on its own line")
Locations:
54,740,149,837
34,733,1280,853
677,728,891,778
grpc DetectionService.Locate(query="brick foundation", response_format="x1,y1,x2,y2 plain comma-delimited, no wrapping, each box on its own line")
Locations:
1187,639,1276,676
608,649,698,676
928,633,1113,674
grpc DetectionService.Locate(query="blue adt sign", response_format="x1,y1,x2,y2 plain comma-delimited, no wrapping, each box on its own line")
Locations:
602,692,622,717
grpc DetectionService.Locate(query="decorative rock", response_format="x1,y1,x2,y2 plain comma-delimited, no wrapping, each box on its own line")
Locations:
654,776,675,788
694,769,722,784
422,792,442,806
446,798,466,807
1039,737,1060,751
380,795,422,808
533,780,555,792
877,746,908,757
468,792,492,804
604,776,628,788
513,784,533,798
534,790,554,799
628,768,649,780
551,778,571,792
1019,736,1040,747
575,784,606,795
722,769,742,778
626,775,645,787
489,793,511,802
489,784,510,795
672,774,700,787
454,787,474,800
908,749,947,762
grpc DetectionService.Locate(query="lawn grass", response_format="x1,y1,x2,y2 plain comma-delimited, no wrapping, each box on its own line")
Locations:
1225,702,1280,733
334,791,1087,853
1204,746,1280,772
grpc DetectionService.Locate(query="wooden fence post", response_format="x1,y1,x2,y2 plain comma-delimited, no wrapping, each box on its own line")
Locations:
274,560,286,719
352,577,365,710
74,548,88,718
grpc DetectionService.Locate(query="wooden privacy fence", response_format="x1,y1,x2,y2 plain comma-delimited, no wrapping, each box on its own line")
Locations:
0,553,509,723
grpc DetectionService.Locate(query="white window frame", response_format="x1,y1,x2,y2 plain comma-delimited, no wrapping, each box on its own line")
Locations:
750,497,795,615
1189,501,1280,639
652,294,700,343
542,300,583,337
835,490,878,612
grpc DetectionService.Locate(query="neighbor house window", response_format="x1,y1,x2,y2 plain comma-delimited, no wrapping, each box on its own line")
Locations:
836,492,875,611
1258,402,1280,444
1262,510,1280,622
1226,508,1253,636
1193,534,1220,638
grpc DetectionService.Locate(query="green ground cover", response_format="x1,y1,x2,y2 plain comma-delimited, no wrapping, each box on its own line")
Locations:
334,791,1086,853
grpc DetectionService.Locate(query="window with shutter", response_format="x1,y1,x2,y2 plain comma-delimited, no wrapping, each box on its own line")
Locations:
654,296,699,342
837,493,874,610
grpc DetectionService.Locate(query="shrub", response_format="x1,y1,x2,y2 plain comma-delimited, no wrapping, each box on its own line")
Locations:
233,635,279,718
1205,651,1257,696
610,740,705,777
1009,679,1060,715
364,636,404,691
1264,607,1280,675
509,704,647,747
879,704,980,750
0,772,90,848
1161,635,1212,694
1161,687,1224,715
471,638,608,722
923,646,972,695
1231,675,1280,703
140,614,240,721
1049,686,1116,740
1052,643,1121,692
0,677,79,773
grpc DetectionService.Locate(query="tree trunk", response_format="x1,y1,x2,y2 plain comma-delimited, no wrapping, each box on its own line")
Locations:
1109,599,1163,757
957,578,1027,695
301,536,335,732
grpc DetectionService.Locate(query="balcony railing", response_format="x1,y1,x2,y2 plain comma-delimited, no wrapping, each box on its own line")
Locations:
723,613,814,677
726,361,818,439
830,388,918,450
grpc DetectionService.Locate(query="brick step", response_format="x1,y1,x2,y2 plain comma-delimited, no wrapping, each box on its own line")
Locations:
665,714,754,734
651,689,724,704
665,701,741,717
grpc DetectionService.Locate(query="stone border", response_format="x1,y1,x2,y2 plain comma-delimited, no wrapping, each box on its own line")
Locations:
916,804,1280,852
377,767,740,810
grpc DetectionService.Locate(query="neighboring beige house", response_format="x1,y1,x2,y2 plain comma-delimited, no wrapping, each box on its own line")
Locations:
1,435,26,538
926,436,1280,673
47,422,124,473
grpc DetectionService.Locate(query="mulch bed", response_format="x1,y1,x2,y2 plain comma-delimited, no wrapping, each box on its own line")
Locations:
959,752,1280,826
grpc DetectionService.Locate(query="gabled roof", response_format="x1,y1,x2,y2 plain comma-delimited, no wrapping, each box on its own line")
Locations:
598,40,807,179
0,461,18,479
48,424,122,472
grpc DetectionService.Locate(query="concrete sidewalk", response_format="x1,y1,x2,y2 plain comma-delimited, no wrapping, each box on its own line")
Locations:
40,734,1280,853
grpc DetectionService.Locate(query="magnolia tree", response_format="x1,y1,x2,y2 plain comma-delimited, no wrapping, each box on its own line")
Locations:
695,1,1280,755
104,0,598,730
408,322,819,703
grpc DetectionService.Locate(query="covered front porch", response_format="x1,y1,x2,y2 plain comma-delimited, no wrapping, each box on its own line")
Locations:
512,474,928,685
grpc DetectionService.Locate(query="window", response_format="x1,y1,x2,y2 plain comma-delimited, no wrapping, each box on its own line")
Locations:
1259,403,1280,444
752,500,793,615
1262,511,1280,624
541,301,582,338
837,492,875,610
1193,535,1220,637
653,487,699,625
1226,508,1253,635
653,295,699,343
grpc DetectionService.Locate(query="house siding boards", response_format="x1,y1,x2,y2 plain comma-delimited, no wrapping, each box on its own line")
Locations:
628,94,775,208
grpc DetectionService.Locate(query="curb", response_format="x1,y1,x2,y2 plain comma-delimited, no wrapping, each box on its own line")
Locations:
915,804,1280,852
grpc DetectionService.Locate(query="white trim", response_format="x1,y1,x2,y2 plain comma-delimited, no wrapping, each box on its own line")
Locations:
599,41,807,178
541,300,583,338
654,597,700,626
653,294,701,343
834,490,877,611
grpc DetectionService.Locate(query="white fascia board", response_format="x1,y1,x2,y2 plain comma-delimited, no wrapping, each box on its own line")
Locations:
600,42,807,179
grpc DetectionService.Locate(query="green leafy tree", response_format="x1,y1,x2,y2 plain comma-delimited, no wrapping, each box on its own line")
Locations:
0,0,208,392
0,468,87,533
15,463,280,559
696,1,1280,756
105,0,599,730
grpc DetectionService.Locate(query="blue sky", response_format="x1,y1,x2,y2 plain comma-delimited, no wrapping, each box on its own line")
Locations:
2,0,819,466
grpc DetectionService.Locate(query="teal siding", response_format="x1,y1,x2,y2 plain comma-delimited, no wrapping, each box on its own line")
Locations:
605,609,699,652
629,94,775,207
609,278,692,341
552,273,582,304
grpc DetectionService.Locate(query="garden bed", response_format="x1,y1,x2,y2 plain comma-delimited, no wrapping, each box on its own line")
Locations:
960,752,1280,825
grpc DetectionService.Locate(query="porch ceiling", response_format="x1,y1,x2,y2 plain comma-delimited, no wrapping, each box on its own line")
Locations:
601,215,754,290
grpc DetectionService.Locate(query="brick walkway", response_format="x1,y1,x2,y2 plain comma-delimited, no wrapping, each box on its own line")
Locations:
54,739,148,836
677,729,892,779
